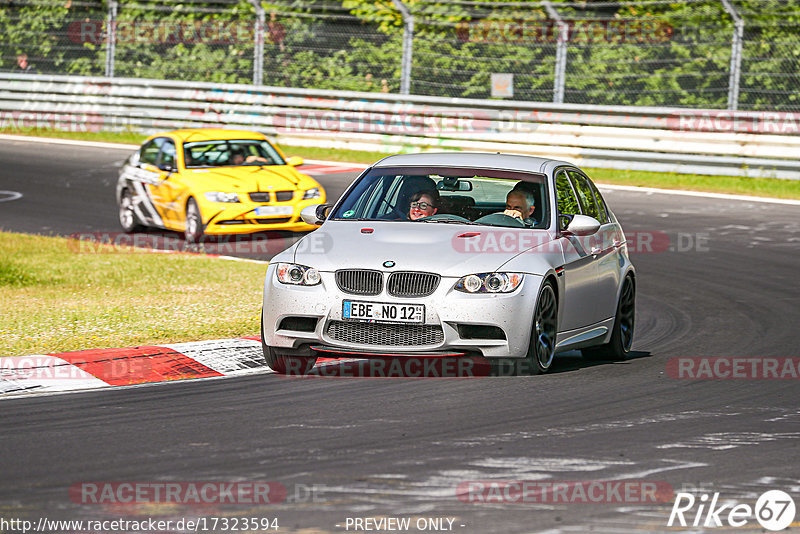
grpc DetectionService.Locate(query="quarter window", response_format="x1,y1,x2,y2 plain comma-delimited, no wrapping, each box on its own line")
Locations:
587,178,609,223
568,170,601,220
555,170,581,216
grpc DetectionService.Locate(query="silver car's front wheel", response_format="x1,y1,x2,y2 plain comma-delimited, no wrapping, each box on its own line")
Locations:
491,280,557,376
260,314,318,375
527,281,557,374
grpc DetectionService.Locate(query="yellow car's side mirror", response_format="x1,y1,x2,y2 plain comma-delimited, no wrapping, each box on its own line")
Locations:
286,156,304,167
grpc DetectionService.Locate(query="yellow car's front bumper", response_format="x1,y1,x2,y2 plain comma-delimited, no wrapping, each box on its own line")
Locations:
199,197,325,235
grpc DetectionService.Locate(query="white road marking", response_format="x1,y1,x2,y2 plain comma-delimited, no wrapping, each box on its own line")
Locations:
0,190,22,202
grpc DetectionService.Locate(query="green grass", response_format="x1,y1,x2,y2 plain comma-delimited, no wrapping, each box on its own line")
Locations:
584,167,800,200
3,127,799,199
0,231,266,356
0,126,147,145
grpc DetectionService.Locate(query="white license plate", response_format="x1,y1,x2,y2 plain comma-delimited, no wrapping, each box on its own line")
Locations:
343,300,425,324
254,206,293,216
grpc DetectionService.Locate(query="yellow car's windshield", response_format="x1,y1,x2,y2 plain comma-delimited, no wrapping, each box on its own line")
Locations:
183,139,285,168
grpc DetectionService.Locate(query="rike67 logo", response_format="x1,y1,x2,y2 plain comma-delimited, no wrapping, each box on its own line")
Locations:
667,490,796,531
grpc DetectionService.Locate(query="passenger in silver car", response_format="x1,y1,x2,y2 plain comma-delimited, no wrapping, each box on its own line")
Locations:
408,189,440,220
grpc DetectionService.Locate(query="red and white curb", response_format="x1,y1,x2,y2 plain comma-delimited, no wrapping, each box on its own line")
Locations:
0,337,272,398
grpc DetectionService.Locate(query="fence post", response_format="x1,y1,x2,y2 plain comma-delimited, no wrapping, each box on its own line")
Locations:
391,0,414,95
542,1,567,104
248,0,265,85
721,0,743,111
105,0,117,78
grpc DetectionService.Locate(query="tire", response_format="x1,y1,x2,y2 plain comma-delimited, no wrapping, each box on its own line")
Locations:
184,198,204,243
260,314,317,375
582,275,635,362
491,280,558,376
119,189,143,233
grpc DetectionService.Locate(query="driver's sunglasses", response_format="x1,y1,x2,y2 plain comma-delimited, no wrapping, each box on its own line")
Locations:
410,201,434,210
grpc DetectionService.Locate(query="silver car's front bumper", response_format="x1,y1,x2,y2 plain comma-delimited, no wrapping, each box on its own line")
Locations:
262,265,543,358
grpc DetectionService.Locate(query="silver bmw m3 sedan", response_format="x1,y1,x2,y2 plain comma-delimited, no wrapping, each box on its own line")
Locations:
261,153,635,375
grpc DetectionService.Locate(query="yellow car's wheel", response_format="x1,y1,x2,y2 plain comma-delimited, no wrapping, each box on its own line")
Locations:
184,198,204,242
119,189,143,233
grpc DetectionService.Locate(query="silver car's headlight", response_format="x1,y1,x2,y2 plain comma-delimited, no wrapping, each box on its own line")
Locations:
455,272,524,294
204,191,241,203
275,263,321,286
302,187,321,200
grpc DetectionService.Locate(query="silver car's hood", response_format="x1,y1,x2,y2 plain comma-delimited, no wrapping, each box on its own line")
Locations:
291,220,556,277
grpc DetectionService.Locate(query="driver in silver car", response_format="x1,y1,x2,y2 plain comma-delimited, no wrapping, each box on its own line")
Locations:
503,183,537,226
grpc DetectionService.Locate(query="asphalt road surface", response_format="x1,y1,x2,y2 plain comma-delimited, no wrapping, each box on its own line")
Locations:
1,138,799,533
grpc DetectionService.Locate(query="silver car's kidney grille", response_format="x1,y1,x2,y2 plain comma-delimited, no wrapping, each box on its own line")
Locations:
335,269,383,296
387,271,440,298
327,321,444,346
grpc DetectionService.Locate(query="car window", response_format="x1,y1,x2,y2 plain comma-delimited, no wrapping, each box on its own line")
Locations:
331,166,549,228
586,177,609,223
555,170,581,216
568,170,600,220
139,139,163,166
158,140,176,167
183,139,285,168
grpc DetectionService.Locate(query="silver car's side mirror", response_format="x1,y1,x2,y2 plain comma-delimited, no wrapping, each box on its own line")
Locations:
300,204,330,225
565,214,601,236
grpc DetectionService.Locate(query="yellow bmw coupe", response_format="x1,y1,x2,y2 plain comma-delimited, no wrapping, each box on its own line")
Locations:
116,129,326,241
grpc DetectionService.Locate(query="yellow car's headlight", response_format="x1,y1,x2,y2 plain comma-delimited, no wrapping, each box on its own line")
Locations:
302,187,321,200
204,191,240,203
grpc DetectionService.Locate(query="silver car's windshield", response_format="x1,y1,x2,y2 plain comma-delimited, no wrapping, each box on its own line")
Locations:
183,139,285,168
331,166,550,229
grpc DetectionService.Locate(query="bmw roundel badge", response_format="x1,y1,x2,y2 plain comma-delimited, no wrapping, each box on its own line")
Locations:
383,260,396,268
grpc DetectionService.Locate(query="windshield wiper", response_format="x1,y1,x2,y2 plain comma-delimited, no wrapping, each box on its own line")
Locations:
420,218,481,225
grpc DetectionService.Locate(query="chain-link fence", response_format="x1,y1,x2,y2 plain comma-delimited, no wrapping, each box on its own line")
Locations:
2,0,799,110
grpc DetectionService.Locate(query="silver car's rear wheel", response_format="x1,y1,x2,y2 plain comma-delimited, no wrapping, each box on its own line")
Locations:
582,275,635,362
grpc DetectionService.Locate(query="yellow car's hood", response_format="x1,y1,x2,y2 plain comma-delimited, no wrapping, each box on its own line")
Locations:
186,165,316,192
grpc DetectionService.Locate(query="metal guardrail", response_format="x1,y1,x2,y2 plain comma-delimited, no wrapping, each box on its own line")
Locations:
2,73,800,179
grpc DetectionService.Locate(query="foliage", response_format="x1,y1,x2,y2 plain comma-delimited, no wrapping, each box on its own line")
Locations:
1,0,799,109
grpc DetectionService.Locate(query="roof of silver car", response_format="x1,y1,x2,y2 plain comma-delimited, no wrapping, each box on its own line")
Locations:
372,152,573,173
